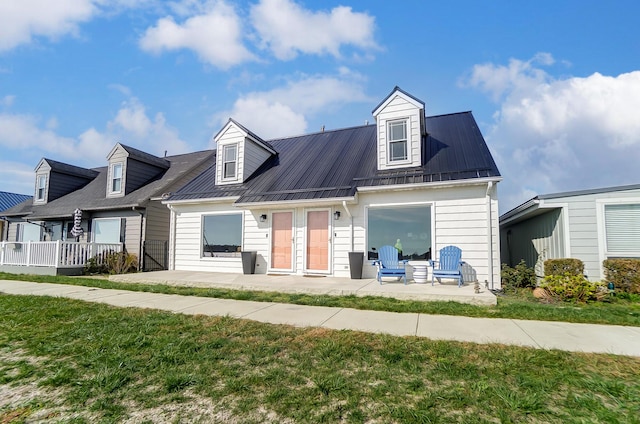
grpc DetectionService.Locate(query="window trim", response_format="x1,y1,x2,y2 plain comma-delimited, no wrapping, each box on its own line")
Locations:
222,144,238,181
387,119,409,164
201,212,244,258
35,175,47,202
110,162,124,194
596,197,640,279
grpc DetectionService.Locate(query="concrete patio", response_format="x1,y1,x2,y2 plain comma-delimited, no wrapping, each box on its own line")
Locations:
109,270,498,305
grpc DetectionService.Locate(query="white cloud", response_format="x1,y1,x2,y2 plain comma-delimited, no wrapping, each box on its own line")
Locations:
217,74,370,139
250,0,377,60
139,0,255,69
0,160,36,195
465,54,640,212
0,0,98,52
1,95,16,107
0,96,190,171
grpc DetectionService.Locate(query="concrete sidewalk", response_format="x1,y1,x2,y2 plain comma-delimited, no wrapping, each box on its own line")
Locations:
2,279,640,357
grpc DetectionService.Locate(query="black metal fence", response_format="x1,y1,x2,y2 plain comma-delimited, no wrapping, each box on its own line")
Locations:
142,240,168,271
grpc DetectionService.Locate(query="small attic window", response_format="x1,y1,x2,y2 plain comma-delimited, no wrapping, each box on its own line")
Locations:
388,119,408,162
110,163,123,193
223,144,237,180
36,175,46,201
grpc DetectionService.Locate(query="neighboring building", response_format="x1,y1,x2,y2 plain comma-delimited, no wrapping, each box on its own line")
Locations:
164,87,503,287
0,191,32,241
2,144,214,270
499,184,640,281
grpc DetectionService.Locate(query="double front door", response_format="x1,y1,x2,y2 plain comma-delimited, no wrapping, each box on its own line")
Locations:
270,210,330,273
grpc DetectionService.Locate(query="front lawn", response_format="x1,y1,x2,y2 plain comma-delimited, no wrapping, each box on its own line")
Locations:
1,272,640,326
1,295,639,423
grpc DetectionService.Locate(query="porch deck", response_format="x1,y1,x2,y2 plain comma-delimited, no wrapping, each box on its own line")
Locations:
110,270,497,305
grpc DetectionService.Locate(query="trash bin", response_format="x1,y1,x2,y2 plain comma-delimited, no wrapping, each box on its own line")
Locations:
348,251,364,279
241,251,257,274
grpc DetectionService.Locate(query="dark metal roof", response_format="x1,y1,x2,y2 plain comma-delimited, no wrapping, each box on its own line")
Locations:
3,150,214,219
0,191,32,213
169,111,500,204
40,158,99,179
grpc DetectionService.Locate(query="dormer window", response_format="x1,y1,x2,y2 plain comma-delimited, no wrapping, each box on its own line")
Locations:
223,144,237,180
110,163,123,193
388,119,408,162
36,175,46,201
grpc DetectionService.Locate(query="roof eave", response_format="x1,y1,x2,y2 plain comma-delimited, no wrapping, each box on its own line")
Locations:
357,176,502,193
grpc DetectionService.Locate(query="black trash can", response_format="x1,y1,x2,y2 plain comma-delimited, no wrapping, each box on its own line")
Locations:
241,251,257,274
348,251,364,279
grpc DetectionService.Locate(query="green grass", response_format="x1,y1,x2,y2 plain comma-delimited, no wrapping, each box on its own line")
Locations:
1,271,640,327
1,294,639,423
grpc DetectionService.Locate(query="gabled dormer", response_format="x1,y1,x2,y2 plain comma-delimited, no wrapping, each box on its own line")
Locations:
213,119,276,186
33,158,99,205
106,143,170,198
372,86,426,171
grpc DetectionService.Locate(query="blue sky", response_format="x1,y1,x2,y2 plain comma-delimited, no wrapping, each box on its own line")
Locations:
1,0,639,213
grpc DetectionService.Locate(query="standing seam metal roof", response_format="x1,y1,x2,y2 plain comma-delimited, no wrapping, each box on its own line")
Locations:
169,111,500,204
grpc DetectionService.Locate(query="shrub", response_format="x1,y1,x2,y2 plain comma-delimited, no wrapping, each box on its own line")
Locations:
544,258,584,277
539,273,607,303
501,260,536,293
84,251,138,275
603,259,640,294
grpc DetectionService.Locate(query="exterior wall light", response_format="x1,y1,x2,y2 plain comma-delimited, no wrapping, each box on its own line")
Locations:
334,211,341,220
260,214,267,222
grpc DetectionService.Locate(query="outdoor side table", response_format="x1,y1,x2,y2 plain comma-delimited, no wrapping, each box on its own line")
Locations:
412,264,428,284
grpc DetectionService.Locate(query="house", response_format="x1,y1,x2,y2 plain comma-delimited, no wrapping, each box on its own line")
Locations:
0,191,32,241
164,87,503,287
1,144,214,274
499,184,640,281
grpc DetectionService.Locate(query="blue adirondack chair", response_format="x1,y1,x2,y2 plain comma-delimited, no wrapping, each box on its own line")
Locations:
429,245,464,287
373,245,408,285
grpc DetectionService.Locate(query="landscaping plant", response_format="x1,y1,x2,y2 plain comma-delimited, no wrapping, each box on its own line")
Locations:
501,260,536,293
539,273,607,303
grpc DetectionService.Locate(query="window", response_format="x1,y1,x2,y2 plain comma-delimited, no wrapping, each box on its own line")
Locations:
110,163,123,193
202,214,242,257
17,222,42,242
92,218,123,244
367,205,431,260
223,144,237,179
36,175,46,201
388,120,408,162
604,204,640,256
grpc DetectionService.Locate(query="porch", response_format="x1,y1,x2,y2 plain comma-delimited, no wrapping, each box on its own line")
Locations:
0,241,123,276
109,270,497,305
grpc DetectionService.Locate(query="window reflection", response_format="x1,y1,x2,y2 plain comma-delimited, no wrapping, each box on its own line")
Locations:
367,205,431,260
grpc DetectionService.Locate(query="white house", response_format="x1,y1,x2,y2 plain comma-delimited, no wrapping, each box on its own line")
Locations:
500,184,640,281
164,87,502,287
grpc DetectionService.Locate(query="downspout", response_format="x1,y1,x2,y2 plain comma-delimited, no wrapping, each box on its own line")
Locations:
486,181,495,289
342,200,354,252
168,204,176,271
133,206,145,271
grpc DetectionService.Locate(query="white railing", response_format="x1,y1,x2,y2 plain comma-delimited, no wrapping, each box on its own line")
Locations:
0,241,123,269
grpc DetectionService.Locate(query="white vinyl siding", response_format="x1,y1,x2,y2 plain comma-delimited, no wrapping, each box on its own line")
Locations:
215,121,273,185
604,204,640,256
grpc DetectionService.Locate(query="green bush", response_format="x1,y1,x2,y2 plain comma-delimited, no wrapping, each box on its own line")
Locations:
544,258,584,277
603,259,640,294
539,273,606,303
501,260,536,293
84,251,138,275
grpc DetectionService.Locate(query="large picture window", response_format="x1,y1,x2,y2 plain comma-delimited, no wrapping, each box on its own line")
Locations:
93,218,123,244
604,203,640,256
388,119,408,162
367,205,431,260
17,222,42,242
202,214,242,257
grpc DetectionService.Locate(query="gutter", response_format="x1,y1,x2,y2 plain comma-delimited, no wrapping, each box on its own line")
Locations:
342,200,354,252
356,176,502,193
132,206,145,270
486,181,495,289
